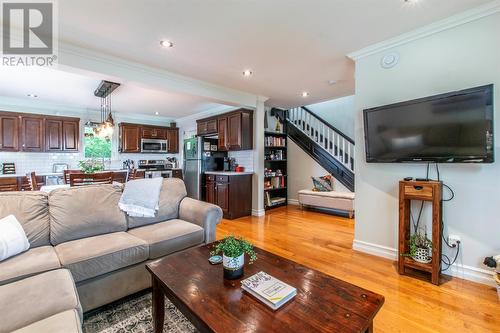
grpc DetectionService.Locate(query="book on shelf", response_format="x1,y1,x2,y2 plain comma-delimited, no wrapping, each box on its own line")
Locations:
241,271,296,310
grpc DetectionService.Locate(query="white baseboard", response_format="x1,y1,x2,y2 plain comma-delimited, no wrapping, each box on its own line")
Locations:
352,240,398,260
288,199,299,205
251,209,265,217
352,239,495,286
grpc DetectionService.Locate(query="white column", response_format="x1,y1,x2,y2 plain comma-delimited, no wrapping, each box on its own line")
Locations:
252,96,267,216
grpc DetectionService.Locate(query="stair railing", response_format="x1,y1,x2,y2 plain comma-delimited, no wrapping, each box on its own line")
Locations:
287,106,355,173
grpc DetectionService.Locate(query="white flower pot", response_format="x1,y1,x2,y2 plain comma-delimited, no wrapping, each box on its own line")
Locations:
412,247,432,264
223,253,244,279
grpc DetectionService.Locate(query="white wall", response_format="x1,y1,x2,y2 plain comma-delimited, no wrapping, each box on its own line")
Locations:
353,13,500,282
306,95,356,139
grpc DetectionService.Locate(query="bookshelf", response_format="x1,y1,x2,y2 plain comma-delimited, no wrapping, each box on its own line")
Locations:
264,111,287,210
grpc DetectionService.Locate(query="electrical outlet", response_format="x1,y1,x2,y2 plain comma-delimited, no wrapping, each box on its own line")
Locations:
448,235,461,247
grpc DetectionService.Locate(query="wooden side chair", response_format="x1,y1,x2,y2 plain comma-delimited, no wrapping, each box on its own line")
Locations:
0,177,19,191
127,168,145,181
63,170,82,185
69,172,114,187
26,172,38,191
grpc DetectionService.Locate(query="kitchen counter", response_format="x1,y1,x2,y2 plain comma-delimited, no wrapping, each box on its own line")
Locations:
0,172,63,178
204,171,253,176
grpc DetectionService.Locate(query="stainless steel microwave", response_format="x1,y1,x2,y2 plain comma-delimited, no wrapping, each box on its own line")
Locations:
141,139,168,153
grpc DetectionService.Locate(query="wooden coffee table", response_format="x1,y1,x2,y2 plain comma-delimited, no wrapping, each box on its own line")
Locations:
146,245,384,333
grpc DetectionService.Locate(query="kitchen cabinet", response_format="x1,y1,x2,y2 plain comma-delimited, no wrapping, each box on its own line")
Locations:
167,128,179,153
197,118,217,136
172,169,183,179
205,173,252,219
0,112,79,153
120,123,179,154
197,109,253,151
119,124,141,153
62,120,79,151
0,114,19,151
45,119,63,151
217,117,228,151
142,127,167,140
21,116,44,152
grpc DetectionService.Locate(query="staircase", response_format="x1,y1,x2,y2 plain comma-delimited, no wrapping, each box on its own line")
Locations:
286,106,355,191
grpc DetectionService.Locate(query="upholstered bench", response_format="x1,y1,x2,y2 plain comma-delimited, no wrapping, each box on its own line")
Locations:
298,190,355,218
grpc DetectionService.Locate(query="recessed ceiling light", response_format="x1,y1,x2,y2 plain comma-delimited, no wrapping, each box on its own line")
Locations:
328,80,338,85
154,111,159,115
301,91,309,98
403,0,419,4
27,94,38,98
160,40,174,48
242,69,253,77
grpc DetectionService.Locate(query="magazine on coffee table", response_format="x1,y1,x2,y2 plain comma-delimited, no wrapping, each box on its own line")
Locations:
241,271,296,310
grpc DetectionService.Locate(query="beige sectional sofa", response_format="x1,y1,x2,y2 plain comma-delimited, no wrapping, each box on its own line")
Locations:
0,178,222,333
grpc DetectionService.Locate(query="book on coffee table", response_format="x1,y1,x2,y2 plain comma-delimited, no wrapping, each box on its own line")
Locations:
241,271,296,310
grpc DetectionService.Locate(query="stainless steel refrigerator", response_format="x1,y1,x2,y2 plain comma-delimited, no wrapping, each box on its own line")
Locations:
183,137,225,200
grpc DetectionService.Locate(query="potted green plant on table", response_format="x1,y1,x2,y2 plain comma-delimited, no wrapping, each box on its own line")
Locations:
211,236,257,280
78,159,105,174
403,233,433,264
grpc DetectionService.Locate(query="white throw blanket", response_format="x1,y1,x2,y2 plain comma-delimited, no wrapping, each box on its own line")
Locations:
0,215,30,262
118,178,163,217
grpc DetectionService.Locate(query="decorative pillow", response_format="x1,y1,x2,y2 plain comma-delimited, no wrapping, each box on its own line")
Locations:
311,175,334,192
0,215,30,262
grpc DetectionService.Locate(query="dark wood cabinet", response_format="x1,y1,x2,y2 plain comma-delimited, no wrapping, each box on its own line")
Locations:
21,117,44,152
197,119,217,136
0,114,19,151
119,124,141,153
62,120,79,151
120,123,179,154
142,127,167,140
217,117,228,151
205,174,252,219
45,119,63,151
167,128,179,153
172,169,183,179
0,112,79,153
197,109,253,151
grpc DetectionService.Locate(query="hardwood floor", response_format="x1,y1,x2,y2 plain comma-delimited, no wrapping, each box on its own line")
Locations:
216,205,500,333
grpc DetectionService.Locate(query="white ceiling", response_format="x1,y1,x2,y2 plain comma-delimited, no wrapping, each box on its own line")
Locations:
0,66,227,118
58,0,491,108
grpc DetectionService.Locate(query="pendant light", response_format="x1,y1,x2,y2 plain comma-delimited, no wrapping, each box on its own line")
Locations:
93,81,120,141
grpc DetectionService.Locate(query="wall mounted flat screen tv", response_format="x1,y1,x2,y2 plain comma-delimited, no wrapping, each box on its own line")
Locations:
363,84,494,163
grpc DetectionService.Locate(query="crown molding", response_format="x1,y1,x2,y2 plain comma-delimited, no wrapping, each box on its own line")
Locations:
58,42,260,108
0,96,175,124
347,1,500,61
175,104,238,124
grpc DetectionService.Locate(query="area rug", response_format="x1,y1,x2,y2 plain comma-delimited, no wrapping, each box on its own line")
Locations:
83,292,197,333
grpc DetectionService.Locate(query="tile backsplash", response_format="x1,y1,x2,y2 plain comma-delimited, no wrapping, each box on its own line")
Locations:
228,150,254,172
0,152,179,175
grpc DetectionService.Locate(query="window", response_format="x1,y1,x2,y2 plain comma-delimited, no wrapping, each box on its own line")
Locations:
84,125,112,159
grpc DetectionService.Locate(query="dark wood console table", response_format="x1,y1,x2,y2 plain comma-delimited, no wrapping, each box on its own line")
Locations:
399,180,442,285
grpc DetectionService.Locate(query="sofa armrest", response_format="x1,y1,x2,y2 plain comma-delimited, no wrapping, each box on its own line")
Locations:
179,197,223,243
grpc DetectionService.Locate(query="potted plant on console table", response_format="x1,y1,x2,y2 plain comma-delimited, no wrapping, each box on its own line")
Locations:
211,236,257,280
403,232,433,264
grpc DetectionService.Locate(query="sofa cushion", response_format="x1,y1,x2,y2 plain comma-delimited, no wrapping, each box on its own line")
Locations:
0,246,60,286
128,219,204,259
0,192,50,247
55,232,148,282
127,178,187,229
0,269,82,333
49,184,127,245
12,310,82,333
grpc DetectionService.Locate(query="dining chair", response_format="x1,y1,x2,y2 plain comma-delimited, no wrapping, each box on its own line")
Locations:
26,172,38,191
69,172,114,187
63,170,82,185
0,177,19,191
